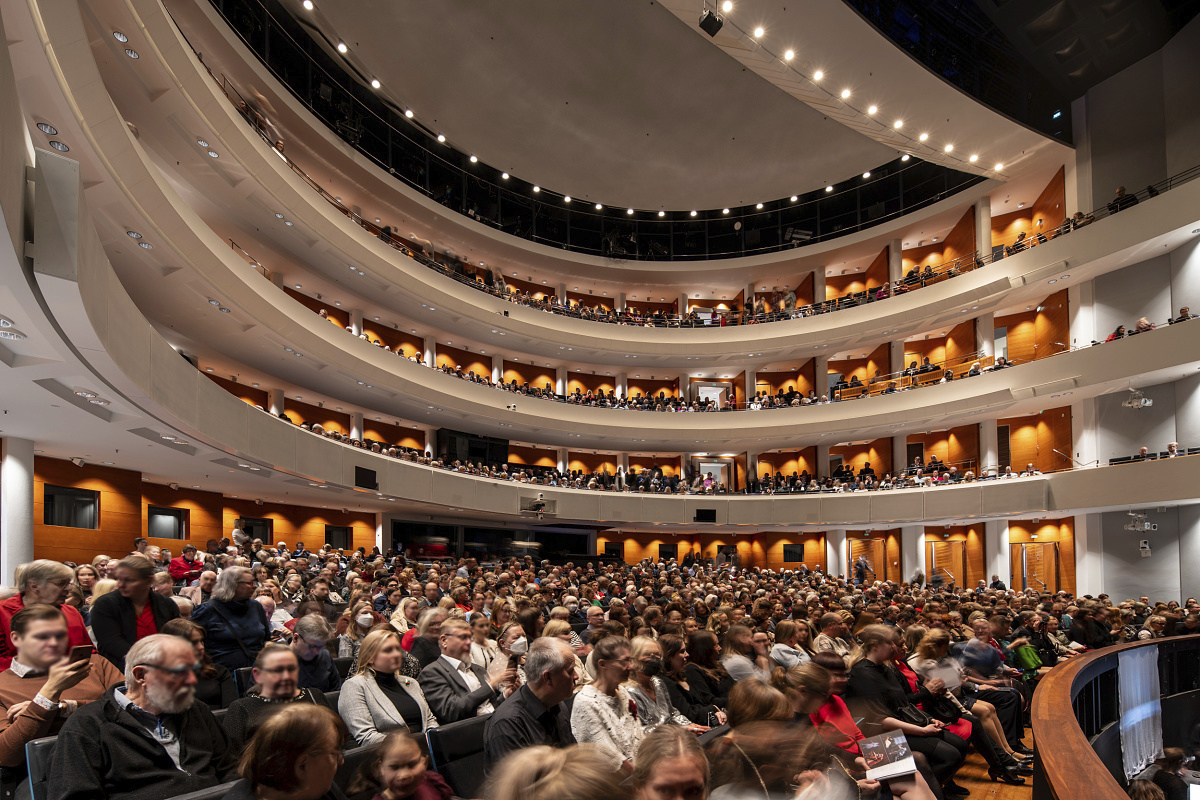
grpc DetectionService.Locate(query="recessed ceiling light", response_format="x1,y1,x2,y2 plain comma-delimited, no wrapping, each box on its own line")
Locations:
813,70,823,81
370,78,381,89
841,89,851,99
919,133,929,141
784,49,794,61
532,185,540,192
901,154,910,161
501,172,509,179
862,171,871,178
337,42,348,53
74,390,97,398
722,0,732,11
893,120,902,129
207,150,219,158
37,122,57,135
436,134,446,143
756,202,764,209
274,212,284,219
994,163,1004,171
753,26,764,37
49,141,69,152
943,144,953,152
969,154,978,162
722,208,730,214
303,0,313,8
595,203,603,210
125,48,139,59
113,31,129,42
626,208,634,215
404,109,414,118
0,328,25,340
126,230,143,239
690,210,697,217
284,220,294,226
1018,202,1024,208
161,435,176,441
790,195,798,202
469,155,477,162
867,105,877,114
89,398,109,406
219,307,231,313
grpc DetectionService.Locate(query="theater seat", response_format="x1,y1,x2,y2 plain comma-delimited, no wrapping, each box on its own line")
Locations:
697,723,730,747
325,689,340,709
163,781,238,800
334,740,381,792
233,667,254,697
425,715,488,798
24,736,55,800
333,657,353,680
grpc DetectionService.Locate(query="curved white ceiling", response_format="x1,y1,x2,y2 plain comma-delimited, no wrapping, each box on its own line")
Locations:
307,0,898,209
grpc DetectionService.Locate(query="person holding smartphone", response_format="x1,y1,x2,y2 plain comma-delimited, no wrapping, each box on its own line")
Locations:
0,604,122,767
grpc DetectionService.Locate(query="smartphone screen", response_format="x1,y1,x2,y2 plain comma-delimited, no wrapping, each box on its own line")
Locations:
68,645,93,663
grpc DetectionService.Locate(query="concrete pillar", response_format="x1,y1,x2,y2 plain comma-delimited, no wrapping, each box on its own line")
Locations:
423,336,436,368
1,438,36,586
812,271,827,304
816,444,831,478
746,452,758,484
425,429,439,457
558,283,568,306
268,388,285,416
826,529,848,579
679,293,689,319
1071,398,1098,468
375,512,384,550
557,448,569,474
892,435,907,478
617,373,628,398
979,418,999,477
974,195,991,259
900,525,925,585
618,452,630,472
973,312,995,361
889,341,904,376
888,239,903,284
617,293,627,312
984,520,1010,588
1069,280,1095,348
1074,512,1103,596
744,370,756,405
555,367,567,397
350,412,364,441
491,355,504,385
350,309,363,336
814,356,829,398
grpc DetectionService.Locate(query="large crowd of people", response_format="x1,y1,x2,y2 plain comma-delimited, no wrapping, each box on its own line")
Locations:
0,540,1196,800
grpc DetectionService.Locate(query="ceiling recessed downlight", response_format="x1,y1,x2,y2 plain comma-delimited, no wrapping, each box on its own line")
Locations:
138,241,153,249
658,210,665,216
436,134,446,143
867,105,877,114
303,0,313,8
840,89,851,99
862,171,871,178
563,195,571,203
969,154,978,162
126,230,143,239
37,122,57,135
943,144,953,152
49,141,69,152
784,49,794,61
113,31,129,42
0,329,25,341
501,172,509,179
790,195,798,201
532,185,540,193
722,0,732,11
370,78,381,89
901,154,910,161
753,26,764,37
469,155,477,162
595,203,603,210
404,109,413,118
919,133,929,141
337,42,348,53
207,150,219,158
813,70,823,81
825,185,833,192
125,48,139,59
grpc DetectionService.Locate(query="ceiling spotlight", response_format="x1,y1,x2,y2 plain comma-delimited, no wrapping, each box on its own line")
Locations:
125,48,139,59
37,122,57,135
501,172,509,179
893,120,902,129
943,144,953,152
89,398,109,406
825,185,833,192
126,230,143,239
196,138,210,147
595,203,603,210
840,89,851,99
994,163,1004,171
722,208,730,214
868,105,877,114
284,220,294,226
138,241,153,249
901,154,910,161
790,195,798,201
658,210,665,216
469,155,477,162
784,49,794,61
370,78,380,89
563,196,571,203
0,329,25,340
303,0,313,8
49,141,69,152
813,70,823,81
626,208,634,215
690,210,697,217
337,42,348,53
404,109,413,118
756,202,764,209
74,389,96,398
753,26,764,37
532,185,540,193
113,31,129,42
207,150,219,158
969,154,978,162
919,132,929,141
722,0,732,11
862,171,871,178
436,134,446,143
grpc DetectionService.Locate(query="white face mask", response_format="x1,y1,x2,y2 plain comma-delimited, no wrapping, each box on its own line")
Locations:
356,614,374,628
510,636,529,655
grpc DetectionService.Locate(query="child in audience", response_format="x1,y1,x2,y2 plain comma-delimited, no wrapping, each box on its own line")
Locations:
351,732,452,800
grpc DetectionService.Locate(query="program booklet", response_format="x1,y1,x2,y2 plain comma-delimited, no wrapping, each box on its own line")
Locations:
859,732,918,781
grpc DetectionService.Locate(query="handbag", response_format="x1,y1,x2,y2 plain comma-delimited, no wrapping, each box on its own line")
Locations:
926,694,963,724
896,704,931,727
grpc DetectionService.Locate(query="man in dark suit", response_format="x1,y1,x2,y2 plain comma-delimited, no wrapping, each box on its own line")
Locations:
420,619,513,724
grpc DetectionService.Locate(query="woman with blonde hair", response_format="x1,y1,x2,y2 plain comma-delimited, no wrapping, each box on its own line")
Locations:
469,610,501,671
339,629,437,745
337,600,381,673
486,745,630,800
625,636,706,731
389,596,421,634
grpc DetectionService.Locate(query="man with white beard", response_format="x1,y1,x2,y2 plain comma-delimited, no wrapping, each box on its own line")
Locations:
48,634,237,800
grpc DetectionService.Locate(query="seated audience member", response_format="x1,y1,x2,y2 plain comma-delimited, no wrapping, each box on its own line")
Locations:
814,612,853,664
720,624,770,682
1127,780,1167,800
48,633,237,800
1137,748,1189,800
409,608,447,669
0,560,91,670
1108,185,1139,214
1133,446,1153,461
682,630,734,709
337,601,379,670
340,629,437,745
160,618,237,709
291,614,341,692
151,572,175,597
420,618,512,724
625,636,706,731
486,744,627,800
181,571,218,606
222,703,347,800
769,620,811,668
168,544,205,585
1170,307,1193,324
192,566,270,671
1164,442,1181,458
0,605,122,767
171,596,195,620
348,731,452,800
469,612,501,672
484,637,577,763
1106,324,1127,342
572,635,642,771
90,556,181,671
223,643,329,749
1132,317,1156,334
631,725,709,800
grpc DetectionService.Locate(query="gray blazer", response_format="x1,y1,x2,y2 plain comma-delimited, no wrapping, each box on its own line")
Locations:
338,672,437,746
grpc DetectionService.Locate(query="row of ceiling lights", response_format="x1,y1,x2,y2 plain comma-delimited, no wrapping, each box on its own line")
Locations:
0,314,25,341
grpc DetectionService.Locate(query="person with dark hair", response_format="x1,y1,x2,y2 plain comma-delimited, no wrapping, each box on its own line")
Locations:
0,605,122,767
571,635,642,771
160,618,237,709
222,702,347,800
349,731,452,800
682,630,733,709
90,556,181,671
630,725,708,800
291,615,341,692
1137,748,1188,800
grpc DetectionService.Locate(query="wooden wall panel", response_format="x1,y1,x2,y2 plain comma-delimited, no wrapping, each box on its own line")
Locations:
206,375,267,409
829,344,890,385
362,420,424,450
904,336,947,370
567,291,612,311
626,299,678,314
995,309,1036,364
222,500,375,553
751,532,827,573
501,275,550,300
999,406,1072,473
507,446,558,469
991,208,1033,249
567,372,617,396
945,320,977,364
360,324,423,359
1031,166,1067,233
285,400,351,435
826,271,869,300
756,360,814,396
597,533,700,565
755,448,817,480
924,525,985,588
903,208,975,272
502,361,556,392
830,438,892,477
568,453,618,475
866,247,889,289
905,424,980,472
795,273,815,307
1034,289,1070,359
629,457,679,478
885,530,901,583
627,378,679,399
435,343,490,379
1008,518,1076,596
142,483,224,549
282,287,350,329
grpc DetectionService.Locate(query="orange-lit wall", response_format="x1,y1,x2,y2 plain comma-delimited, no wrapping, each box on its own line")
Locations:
830,438,893,476
756,361,815,396
283,287,350,330
903,208,975,272
435,344,490,379
756,448,818,479
995,289,1069,364
627,378,679,399
285,400,351,435
206,375,267,409
502,361,556,392
829,343,891,384
1008,518,1076,596
567,372,617,396
362,420,425,450
360,324,423,359
567,291,612,311
998,406,1072,473
507,445,558,469
568,453,619,476
906,425,980,471
924,525,986,588
629,457,680,478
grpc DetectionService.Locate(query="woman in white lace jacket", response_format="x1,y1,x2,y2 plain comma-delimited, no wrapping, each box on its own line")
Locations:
571,635,643,772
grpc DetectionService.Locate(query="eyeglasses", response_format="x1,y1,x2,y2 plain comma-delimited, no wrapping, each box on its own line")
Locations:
141,662,202,677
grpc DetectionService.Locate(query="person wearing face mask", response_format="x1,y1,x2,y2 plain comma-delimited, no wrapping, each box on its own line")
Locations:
624,636,708,732
337,601,381,675
570,635,643,773
222,644,328,750
419,619,514,724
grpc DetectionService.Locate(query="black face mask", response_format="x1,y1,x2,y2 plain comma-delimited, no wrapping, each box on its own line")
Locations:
642,658,663,677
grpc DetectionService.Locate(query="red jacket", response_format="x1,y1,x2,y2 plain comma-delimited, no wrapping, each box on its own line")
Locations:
168,555,204,583
0,593,92,670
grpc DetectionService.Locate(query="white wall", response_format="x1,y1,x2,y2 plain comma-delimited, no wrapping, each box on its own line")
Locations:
1162,16,1200,176
1092,257,1174,339
1168,236,1200,318
1179,506,1200,603
1095,380,1178,461
1100,507,1182,601
1173,373,1200,447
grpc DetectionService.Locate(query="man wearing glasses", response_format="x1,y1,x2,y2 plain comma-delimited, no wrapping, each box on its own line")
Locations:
420,619,514,724
289,615,341,692
48,634,237,799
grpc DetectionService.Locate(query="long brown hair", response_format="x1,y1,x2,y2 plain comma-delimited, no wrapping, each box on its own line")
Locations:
687,629,729,683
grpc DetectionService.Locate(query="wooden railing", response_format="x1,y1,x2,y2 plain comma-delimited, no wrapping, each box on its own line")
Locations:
1031,634,1200,800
